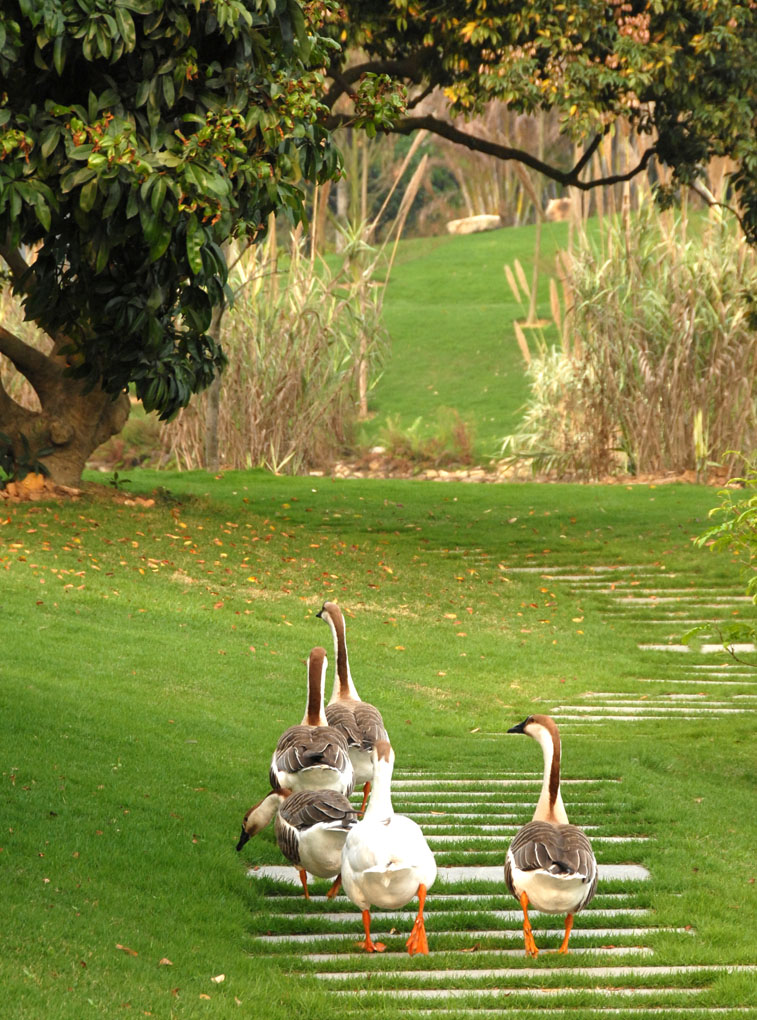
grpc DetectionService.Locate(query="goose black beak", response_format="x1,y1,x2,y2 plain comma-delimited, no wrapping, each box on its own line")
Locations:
236,827,250,852
315,608,323,619
507,719,528,734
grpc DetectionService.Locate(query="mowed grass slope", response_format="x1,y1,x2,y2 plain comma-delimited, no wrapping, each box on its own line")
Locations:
2,470,756,1018
363,221,570,458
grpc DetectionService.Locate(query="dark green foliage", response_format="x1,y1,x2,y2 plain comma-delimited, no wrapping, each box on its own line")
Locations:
331,1,757,242
0,0,341,417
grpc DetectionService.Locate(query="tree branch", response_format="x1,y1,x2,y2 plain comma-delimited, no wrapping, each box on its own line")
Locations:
0,241,36,295
0,325,58,403
330,113,658,192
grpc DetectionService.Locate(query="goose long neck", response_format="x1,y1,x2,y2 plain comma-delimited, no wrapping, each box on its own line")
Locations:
323,605,360,703
533,723,569,824
247,791,283,832
303,648,328,726
364,742,395,820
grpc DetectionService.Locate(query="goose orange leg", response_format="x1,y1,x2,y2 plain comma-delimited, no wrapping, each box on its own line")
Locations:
297,868,310,900
358,781,371,815
405,884,430,956
356,909,385,952
557,913,574,954
325,874,342,900
519,891,539,957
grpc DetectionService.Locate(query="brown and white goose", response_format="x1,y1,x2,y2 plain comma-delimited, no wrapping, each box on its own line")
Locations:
236,789,358,900
269,646,354,798
504,714,597,957
316,601,389,813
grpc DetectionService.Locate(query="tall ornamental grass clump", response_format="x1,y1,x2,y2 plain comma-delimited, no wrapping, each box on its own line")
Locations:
503,209,757,479
161,231,389,474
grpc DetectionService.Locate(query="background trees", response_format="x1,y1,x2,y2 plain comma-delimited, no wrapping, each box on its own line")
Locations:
0,0,341,485
327,0,757,239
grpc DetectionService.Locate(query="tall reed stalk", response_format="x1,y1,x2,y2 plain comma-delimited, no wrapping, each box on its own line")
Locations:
503,206,757,479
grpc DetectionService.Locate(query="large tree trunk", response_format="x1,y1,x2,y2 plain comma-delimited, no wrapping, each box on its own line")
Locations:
0,325,130,488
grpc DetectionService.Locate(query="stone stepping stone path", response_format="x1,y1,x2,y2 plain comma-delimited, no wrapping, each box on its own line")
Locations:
243,559,753,1013
244,768,751,1014
504,562,757,731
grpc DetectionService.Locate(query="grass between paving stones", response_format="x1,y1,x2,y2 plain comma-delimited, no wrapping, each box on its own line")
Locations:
2,469,756,1018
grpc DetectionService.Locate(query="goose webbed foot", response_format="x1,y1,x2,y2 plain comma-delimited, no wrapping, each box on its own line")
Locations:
357,909,386,952
405,883,430,956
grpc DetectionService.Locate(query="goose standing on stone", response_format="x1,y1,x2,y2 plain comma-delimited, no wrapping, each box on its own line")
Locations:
341,740,437,955
270,646,354,798
505,714,597,957
317,601,389,813
236,789,357,900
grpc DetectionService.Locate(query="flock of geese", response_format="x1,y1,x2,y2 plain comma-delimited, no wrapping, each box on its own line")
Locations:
236,601,597,956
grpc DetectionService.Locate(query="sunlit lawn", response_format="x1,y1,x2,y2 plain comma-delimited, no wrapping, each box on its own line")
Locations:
2,470,755,1017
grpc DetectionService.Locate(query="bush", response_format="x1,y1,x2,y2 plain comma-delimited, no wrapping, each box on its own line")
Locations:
503,209,757,479
161,232,388,474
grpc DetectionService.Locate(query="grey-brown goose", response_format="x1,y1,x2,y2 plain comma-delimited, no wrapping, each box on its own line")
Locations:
235,788,357,899
274,790,358,899
316,601,388,812
269,646,354,798
504,714,597,957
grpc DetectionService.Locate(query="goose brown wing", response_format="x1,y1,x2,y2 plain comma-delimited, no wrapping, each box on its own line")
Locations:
506,821,597,900
352,702,388,748
270,725,352,791
280,790,358,831
325,703,363,748
275,790,358,866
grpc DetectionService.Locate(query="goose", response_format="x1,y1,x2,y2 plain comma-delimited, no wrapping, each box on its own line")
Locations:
316,601,389,812
504,714,597,957
236,789,358,900
341,740,437,955
269,646,354,798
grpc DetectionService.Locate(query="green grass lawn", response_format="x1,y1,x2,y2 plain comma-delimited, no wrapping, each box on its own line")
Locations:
2,470,755,1017
361,221,570,460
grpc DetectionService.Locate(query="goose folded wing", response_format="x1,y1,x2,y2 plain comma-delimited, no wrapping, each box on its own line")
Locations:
325,703,363,748
281,790,358,832
509,821,596,879
352,702,389,748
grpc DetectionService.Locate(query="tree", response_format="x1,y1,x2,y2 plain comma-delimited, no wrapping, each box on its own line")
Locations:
0,0,341,486
326,0,757,242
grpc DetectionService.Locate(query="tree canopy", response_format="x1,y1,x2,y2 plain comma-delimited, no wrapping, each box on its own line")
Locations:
0,0,341,421
327,0,757,241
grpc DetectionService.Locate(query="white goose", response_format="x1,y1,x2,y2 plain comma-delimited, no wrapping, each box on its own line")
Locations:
505,714,597,957
236,789,358,900
341,740,437,955
317,601,389,813
270,647,354,798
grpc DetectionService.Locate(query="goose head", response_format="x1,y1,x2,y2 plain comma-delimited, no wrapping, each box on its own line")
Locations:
236,790,284,851
508,713,561,751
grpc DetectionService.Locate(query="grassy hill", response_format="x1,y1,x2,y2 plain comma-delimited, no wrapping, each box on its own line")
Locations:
358,219,572,461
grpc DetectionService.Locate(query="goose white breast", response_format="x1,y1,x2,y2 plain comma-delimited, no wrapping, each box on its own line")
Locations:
340,740,436,955
317,601,389,813
504,713,597,957
270,646,354,797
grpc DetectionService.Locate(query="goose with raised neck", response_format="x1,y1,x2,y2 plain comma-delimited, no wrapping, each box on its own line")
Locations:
340,740,437,955
504,714,597,957
316,601,389,813
269,647,354,797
